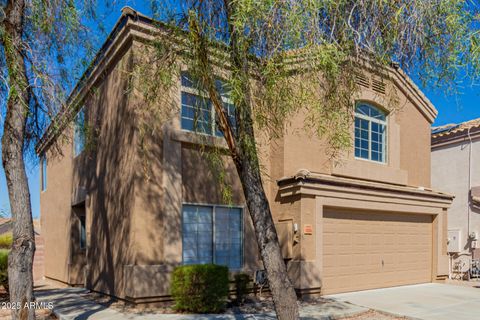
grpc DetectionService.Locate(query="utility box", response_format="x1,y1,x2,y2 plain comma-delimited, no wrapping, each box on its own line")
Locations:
276,221,293,259
448,230,461,253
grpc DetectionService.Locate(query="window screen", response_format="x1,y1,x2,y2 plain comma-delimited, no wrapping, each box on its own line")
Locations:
182,205,213,265
182,204,242,269
354,103,387,163
214,207,242,269
180,72,237,137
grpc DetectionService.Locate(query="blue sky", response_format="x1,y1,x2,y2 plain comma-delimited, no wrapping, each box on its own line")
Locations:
0,3,479,218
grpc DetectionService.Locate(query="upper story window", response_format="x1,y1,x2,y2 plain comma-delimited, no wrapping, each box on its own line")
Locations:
180,72,236,137
182,204,242,269
41,155,47,191
74,108,86,157
354,103,387,163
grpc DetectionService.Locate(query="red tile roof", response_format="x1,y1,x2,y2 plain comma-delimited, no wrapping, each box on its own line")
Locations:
432,118,480,138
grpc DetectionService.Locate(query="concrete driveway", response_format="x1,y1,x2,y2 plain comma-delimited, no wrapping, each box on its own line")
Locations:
328,283,480,320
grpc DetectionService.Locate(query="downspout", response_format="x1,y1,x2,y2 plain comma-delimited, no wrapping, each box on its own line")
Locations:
467,127,473,245
448,128,474,280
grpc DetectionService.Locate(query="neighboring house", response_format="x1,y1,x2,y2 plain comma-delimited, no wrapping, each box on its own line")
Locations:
431,119,480,274
0,219,12,235
0,219,44,281
36,7,453,304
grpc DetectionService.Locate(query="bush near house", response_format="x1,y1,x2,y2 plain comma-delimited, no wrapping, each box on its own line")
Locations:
171,264,229,313
0,249,9,292
0,233,12,249
234,273,250,305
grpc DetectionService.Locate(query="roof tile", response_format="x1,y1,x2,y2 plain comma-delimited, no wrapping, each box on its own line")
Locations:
431,118,480,138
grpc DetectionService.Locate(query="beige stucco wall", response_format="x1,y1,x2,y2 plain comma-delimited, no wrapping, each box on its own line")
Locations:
432,137,480,267
82,46,137,299
41,43,137,298
277,78,432,189
40,133,74,284
277,177,450,295
122,43,262,300
397,99,432,188
40,18,443,302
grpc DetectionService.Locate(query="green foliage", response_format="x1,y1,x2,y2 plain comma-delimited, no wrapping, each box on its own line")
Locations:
234,273,251,304
171,264,229,313
1,0,106,163
203,148,233,205
129,0,480,221
0,249,9,292
0,234,13,250
152,0,480,126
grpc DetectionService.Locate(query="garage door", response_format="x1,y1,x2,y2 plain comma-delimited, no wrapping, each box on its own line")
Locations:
322,209,432,295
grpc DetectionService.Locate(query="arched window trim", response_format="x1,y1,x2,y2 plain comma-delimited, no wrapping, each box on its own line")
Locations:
355,102,388,123
354,102,388,163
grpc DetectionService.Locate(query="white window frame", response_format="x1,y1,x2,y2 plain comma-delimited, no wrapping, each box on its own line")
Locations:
181,203,244,270
354,104,388,164
180,73,234,137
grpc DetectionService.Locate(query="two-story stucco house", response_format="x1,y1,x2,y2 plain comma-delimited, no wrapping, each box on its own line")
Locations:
36,8,453,304
431,119,480,275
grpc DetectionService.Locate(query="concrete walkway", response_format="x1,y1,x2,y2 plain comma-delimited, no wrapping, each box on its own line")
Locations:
34,283,367,320
328,283,480,320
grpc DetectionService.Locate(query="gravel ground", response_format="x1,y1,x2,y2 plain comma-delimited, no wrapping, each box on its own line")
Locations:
0,287,56,319
83,292,407,319
83,293,340,315
340,309,409,320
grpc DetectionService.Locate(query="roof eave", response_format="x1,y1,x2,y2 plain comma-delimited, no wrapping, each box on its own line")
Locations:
277,171,454,201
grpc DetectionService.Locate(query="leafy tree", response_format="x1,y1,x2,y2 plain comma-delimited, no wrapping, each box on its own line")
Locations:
0,1,479,319
0,0,102,318
138,1,480,319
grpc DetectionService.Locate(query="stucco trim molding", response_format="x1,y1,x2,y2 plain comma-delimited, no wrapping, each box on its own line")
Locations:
71,186,87,207
170,129,228,149
472,186,480,207
472,196,480,206
278,171,454,207
36,6,438,155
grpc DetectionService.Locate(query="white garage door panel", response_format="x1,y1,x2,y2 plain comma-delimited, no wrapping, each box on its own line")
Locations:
322,209,432,295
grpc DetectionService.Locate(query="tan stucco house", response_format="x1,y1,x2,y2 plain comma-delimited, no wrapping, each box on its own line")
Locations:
36,8,453,304
431,119,480,276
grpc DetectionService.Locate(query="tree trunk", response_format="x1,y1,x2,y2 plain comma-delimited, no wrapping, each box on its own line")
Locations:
190,2,299,317
222,3,299,318
236,154,299,319
230,83,299,319
1,1,36,319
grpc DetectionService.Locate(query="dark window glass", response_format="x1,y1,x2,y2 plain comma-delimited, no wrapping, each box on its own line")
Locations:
354,103,387,162
79,216,86,249
182,205,242,269
181,74,236,137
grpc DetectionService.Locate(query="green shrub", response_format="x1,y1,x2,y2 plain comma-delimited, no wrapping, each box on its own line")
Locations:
234,273,250,304
0,234,12,249
171,264,229,313
0,249,8,292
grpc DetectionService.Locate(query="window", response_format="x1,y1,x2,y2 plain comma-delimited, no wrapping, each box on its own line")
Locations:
182,204,242,269
180,72,236,137
74,108,86,157
354,103,387,163
41,155,47,191
79,215,86,249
